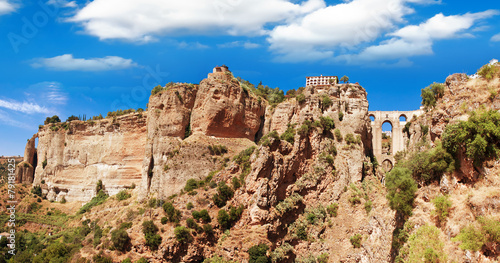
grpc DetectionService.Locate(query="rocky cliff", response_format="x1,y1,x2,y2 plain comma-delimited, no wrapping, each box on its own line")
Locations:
17,65,397,263
33,113,147,202
392,63,500,263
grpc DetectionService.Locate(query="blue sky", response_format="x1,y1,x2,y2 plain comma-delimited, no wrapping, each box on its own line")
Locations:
0,0,499,156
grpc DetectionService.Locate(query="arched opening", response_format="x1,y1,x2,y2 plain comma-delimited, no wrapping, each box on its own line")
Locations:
369,115,375,122
399,114,407,122
382,121,392,155
382,159,393,172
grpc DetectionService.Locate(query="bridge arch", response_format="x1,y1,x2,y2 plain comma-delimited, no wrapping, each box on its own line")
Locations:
368,109,424,169
382,159,393,172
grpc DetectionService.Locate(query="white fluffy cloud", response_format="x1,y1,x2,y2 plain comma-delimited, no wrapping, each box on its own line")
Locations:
31,54,138,71
492,33,500,42
0,0,15,15
343,10,499,63
268,0,421,61
69,0,325,41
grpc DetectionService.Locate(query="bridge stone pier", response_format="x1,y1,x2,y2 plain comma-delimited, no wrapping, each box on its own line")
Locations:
369,109,424,171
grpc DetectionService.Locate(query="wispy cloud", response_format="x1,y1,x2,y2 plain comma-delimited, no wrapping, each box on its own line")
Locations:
177,41,209,49
31,54,138,71
0,0,16,15
492,33,500,42
0,110,31,129
47,0,77,8
27,82,68,105
217,41,260,49
0,99,51,115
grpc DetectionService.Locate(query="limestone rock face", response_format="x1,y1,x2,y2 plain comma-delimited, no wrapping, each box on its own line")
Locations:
33,113,147,202
15,134,38,184
147,84,198,139
140,80,261,200
16,162,34,184
191,71,266,140
263,84,372,153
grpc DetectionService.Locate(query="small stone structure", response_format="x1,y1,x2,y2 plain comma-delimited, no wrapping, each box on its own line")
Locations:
368,109,424,171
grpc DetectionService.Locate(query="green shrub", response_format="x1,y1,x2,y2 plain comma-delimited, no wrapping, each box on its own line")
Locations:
345,133,358,145
60,196,66,204
478,64,499,80
199,209,211,223
421,86,436,109
319,116,335,131
431,195,451,223
443,110,500,167
161,217,168,225
296,224,308,240
162,202,181,223
399,143,454,184
186,202,194,210
322,95,332,109
44,115,61,124
233,146,256,177
143,220,162,250
174,226,192,244
31,185,42,197
186,218,202,232
208,145,228,155
203,255,237,263
78,190,108,214
318,152,334,165
275,193,303,215
453,225,485,251
350,234,362,248
116,190,131,201
111,228,130,251
317,253,329,263
280,125,296,144
296,93,306,104
120,222,133,229
122,258,132,263
430,83,445,99
270,243,293,263
213,181,234,208
453,217,500,252
334,129,342,141
385,167,417,218
327,203,338,217
406,225,446,263
217,209,230,230
203,224,213,235
248,243,269,263
136,258,149,263
185,178,199,192
151,85,164,95
364,200,372,213
338,111,344,121
92,252,113,263
259,131,279,146
93,225,103,247
232,176,241,190
297,124,310,136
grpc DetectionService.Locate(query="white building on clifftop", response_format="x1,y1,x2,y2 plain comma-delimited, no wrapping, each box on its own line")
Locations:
306,75,338,87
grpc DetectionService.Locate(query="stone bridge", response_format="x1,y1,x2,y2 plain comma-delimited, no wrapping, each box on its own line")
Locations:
369,109,424,171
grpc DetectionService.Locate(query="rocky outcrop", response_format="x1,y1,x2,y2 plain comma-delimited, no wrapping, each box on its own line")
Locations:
33,113,147,202
191,71,266,140
263,84,372,154
15,134,37,184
